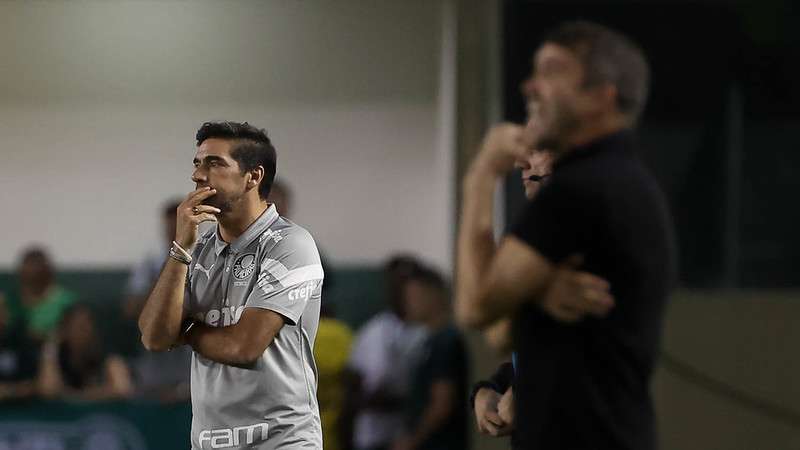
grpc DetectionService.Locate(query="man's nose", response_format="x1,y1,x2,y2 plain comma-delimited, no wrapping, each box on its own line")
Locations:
192,167,206,183
520,76,534,98
520,75,540,100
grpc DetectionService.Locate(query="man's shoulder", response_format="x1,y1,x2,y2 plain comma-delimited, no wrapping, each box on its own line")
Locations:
258,218,317,253
256,219,323,284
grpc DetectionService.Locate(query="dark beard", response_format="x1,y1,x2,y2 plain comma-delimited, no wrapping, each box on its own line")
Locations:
202,193,237,214
534,102,580,154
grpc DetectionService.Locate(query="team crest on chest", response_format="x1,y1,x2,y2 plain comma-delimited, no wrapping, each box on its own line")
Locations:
233,253,257,280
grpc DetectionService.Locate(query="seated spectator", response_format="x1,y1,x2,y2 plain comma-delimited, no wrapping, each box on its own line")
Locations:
392,266,469,450
0,292,39,401
38,303,133,401
9,247,75,342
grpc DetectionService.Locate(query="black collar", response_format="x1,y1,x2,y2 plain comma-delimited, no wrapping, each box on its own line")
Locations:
553,129,634,171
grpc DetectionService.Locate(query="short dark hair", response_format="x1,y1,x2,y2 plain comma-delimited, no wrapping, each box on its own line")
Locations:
195,121,277,199
19,246,51,268
544,20,650,124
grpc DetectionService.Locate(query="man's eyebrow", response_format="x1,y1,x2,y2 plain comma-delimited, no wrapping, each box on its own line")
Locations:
193,155,227,164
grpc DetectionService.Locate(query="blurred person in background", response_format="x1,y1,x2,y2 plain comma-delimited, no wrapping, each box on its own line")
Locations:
123,199,191,403
38,303,133,401
267,178,292,218
456,20,676,450
267,178,336,290
392,266,468,450
314,301,354,450
0,292,39,401
271,178,351,449
7,247,75,342
343,255,427,450
122,199,181,320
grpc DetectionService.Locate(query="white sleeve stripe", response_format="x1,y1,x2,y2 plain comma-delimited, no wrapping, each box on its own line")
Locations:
279,264,324,286
262,258,289,278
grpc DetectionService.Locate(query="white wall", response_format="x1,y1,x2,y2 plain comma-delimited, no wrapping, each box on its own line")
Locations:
0,0,454,271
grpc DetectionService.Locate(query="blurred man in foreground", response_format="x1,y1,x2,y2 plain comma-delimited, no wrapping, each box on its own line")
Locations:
456,21,676,449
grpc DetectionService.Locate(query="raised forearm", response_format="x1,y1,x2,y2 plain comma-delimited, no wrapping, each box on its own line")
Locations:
138,259,188,351
456,163,500,328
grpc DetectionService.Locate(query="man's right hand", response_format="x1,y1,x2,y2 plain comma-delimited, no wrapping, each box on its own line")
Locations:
175,187,221,249
539,254,615,323
474,387,513,437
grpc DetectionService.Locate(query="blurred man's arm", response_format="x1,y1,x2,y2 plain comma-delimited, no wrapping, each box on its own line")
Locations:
456,126,614,329
456,174,554,329
461,226,615,328
455,125,554,329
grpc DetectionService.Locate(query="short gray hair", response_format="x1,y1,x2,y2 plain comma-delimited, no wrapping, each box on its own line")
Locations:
545,20,650,124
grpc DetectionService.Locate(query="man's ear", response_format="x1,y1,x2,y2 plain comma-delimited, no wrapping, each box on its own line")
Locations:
596,83,618,114
248,166,265,188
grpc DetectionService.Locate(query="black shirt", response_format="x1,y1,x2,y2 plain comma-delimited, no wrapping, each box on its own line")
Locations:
509,130,677,450
406,324,469,450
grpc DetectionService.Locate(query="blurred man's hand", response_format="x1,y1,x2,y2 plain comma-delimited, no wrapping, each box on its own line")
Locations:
474,387,514,437
539,254,615,323
474,123,535,176
497,386,515,427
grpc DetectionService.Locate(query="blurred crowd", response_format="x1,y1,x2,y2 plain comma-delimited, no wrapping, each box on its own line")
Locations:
0,180,472,450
